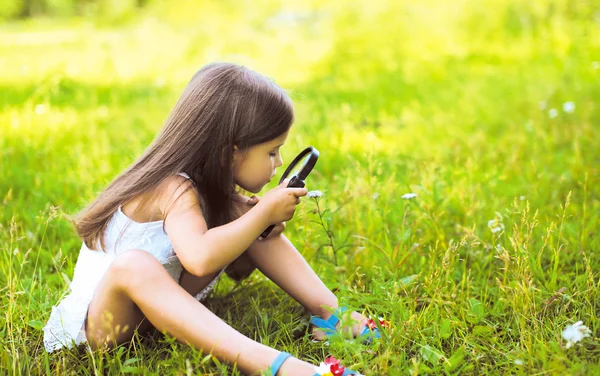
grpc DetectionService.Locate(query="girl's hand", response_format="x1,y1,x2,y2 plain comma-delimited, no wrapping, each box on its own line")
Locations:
244,195,286,239
256,179,308,225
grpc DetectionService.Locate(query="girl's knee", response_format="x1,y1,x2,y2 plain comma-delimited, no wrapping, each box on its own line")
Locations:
109,249,164,287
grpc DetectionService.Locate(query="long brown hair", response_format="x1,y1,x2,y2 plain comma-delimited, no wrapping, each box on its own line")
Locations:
75,62,294,251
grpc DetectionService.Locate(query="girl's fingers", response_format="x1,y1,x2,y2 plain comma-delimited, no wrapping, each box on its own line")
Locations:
291,188,308,197
273,222,286,236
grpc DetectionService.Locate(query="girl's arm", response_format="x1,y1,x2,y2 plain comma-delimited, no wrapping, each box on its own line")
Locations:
163,178,306,277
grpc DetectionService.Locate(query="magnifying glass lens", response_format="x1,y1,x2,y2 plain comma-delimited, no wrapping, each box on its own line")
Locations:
286,154,312,180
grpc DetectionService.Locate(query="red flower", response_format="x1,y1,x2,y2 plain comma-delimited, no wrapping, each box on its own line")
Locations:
366,317,390,330
324,356,346,376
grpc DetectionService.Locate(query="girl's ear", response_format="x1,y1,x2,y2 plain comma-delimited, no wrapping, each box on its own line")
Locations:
232,145,239,163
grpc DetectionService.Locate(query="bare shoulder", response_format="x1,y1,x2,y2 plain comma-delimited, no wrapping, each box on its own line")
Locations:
158,174,202,218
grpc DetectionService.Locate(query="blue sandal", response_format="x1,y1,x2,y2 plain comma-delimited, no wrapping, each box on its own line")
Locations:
310,307,385,345
270,352,363,376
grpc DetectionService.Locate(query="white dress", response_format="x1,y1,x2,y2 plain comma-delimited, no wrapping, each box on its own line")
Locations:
43,174,224,353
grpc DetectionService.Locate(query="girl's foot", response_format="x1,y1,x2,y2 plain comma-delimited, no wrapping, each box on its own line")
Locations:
310,310,368,342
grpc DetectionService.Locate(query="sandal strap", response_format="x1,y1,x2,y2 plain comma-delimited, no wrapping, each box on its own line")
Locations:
270,352,293,376
359,325,381,338
310,316,336,332
310,307,348,332
359,325,381,345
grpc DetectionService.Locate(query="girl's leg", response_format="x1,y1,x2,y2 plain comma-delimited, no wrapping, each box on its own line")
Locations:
245,235,367,339
178,269,221,296
85,249,316,376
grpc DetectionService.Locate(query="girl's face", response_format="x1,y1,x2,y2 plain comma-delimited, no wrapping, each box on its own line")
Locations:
232,131,288,193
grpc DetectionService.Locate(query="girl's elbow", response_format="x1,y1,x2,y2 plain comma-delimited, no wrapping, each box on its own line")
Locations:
187,254,218,278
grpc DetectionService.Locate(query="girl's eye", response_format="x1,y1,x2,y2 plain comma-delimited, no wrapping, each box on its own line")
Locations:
269,152,277,157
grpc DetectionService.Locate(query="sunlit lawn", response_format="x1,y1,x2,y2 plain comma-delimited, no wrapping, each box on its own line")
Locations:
1,1,599,374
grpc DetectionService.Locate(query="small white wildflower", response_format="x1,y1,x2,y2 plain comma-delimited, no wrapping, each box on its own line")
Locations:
496,244,501,251
514,359,523,366
372,192,380,200
313,363,331,375
519,195,526,201
13,248,19,255
562,321,591,348
548,108,558,119
35,104,47,115
307,190,323,198
563,101,575,113
488,216,504,234
401,193,417,199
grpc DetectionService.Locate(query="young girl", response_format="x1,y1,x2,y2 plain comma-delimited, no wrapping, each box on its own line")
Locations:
43,63,377,375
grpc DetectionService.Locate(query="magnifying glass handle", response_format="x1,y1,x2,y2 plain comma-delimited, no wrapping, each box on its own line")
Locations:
260,176,305,238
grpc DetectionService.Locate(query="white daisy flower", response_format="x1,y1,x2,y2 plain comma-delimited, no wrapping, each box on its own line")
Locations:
548,108,558,119
313,363,332,374
307,190,323,198
563,101,575,113
488,216,504,234
514,359,524,365
562,321,591,348
372,192,380,200
401,193,417,199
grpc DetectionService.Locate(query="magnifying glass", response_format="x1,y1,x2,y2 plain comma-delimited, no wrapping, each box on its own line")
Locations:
260,146,319,238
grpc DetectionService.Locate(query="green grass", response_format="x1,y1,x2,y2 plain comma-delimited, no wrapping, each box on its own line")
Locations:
1,0,599,374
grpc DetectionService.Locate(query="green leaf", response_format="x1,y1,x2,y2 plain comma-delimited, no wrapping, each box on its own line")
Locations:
420,344,445,366
27,320,45,330
468,298,486,323
399,274,418,286
121,366,140,373
439,318,452,339
124,358,139,366
444,346,466,372
472,325,494,337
